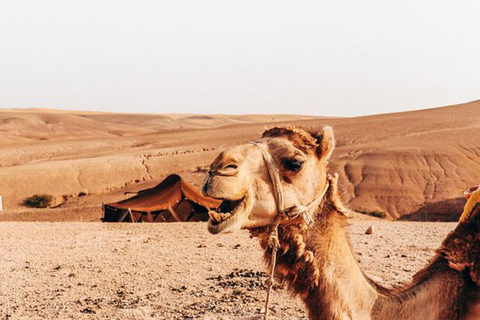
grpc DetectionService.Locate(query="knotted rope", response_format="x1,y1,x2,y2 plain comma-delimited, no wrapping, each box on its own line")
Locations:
249,141,335,320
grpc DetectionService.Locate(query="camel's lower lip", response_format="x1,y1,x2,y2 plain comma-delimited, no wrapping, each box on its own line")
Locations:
207,197,247,234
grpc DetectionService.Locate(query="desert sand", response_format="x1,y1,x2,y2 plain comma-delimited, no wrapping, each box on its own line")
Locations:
0,220,456,320
1,100,480,221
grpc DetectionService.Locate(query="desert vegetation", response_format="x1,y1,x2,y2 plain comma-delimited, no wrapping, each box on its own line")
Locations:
24,194,53,208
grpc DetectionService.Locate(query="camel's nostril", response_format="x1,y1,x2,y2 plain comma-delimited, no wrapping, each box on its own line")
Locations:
215,162,239,176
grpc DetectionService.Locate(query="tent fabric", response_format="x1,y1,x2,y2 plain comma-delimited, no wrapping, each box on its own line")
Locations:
102,174,221,222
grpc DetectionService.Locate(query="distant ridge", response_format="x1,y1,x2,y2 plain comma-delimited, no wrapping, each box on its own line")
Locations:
0,99,479,221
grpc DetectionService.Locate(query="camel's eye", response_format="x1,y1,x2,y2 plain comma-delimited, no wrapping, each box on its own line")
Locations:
282,158,303,172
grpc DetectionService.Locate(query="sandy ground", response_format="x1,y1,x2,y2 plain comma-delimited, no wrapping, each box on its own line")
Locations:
0,220,456,320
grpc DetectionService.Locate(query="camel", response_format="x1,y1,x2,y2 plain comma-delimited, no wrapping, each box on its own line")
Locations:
202,125,480,320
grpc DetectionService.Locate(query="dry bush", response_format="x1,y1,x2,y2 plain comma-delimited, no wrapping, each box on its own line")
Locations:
24,194,54,208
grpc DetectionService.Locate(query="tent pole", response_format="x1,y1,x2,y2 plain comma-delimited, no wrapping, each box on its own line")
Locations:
119,209,129,222
153,211,163,222
128,208,137,223
167,206,181,222
158,213,166,222
184,201,197,221
146,211,153,222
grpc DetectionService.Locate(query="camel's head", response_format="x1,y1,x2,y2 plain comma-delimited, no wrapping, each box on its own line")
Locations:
202,126,335,234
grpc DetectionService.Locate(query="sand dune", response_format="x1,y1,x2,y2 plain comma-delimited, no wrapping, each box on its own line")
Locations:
0,101,479,220
0,109,317,144
326,101,480,219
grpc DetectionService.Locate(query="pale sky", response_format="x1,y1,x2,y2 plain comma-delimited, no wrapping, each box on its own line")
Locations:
0,0,479,116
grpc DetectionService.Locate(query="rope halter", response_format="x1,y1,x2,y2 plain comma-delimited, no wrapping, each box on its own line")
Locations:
249,141,332,320
249,141,331,227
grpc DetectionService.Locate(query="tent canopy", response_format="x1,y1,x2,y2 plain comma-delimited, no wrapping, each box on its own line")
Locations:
103,174,221,222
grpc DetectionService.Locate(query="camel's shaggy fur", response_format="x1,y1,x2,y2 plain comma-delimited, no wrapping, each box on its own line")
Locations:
262,126,320,153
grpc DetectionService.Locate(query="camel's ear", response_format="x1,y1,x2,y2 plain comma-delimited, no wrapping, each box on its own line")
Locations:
438,214,480,287
312,126,335,160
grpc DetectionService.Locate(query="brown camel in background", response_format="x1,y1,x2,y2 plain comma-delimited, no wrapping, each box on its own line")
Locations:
202,125,480,320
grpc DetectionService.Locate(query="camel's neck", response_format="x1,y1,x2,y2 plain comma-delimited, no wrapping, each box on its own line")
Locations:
303,215,379,319
258,209,476,320
259,211,378,319
372,256,470,320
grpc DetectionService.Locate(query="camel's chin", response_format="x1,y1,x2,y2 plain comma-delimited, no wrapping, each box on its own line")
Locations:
207,197,248,234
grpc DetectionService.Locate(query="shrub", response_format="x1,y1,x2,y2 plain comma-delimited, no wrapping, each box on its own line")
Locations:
355,208,387,219
368,211,387,219
24,194,54,208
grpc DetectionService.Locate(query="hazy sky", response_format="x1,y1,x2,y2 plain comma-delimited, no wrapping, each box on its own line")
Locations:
1,1,479,116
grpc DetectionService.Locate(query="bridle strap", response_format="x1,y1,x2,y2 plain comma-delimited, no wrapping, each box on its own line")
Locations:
250,141,285,216
249,140,331,320
250,141,330,226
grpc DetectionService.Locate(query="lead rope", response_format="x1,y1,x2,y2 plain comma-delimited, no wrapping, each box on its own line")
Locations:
249,142,283,320
263,220,280,320
249,141,339,320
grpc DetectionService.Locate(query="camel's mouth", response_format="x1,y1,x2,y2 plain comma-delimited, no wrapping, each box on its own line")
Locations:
207,196,247,234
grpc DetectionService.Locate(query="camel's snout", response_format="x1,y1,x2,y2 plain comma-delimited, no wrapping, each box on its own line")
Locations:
202,146,252,200
202,161,240,197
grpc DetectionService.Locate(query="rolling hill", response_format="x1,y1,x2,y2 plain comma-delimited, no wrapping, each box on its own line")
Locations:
0,101,478,221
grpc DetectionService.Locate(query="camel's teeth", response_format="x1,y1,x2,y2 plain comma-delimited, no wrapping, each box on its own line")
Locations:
213,212,223,222
220,213,232,221
209,211,232,222
209,211,221,222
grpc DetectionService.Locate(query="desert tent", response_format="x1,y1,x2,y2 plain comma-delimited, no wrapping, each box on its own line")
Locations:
102,174,220,222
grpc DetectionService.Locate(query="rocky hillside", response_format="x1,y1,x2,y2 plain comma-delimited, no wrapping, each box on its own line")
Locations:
0,101,478,221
